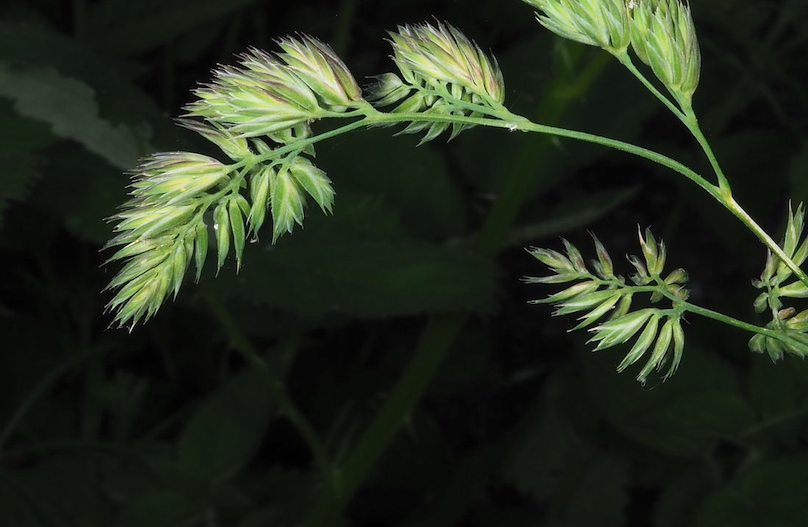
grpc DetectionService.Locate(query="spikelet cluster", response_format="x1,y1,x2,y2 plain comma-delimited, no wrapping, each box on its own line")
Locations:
522,0,631,55
523,0,700,108
105,36,358,328
369,22,506,143
526,228,688,384
750,203,808,360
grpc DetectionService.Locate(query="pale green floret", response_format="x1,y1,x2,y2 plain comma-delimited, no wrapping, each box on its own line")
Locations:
248,166,273,236
388,22,505,105
214,201,230,272
591,233,615,278
573,293,621,330
176,119,251,160
616,311,660,371
277,35,363,108
185,49,323,137
289,156,335,214
628,0,701,108
522,0,631,55
271,167,306,242
749,202,808,360
129,152,229,206
589,308,656,351
368,73,412,106
527,247,577,274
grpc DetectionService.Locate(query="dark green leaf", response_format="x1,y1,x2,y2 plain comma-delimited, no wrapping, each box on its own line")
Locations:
558,455,629,527
112,490,201,527
319,130,467,240
695,457,808,527
86,0,262,56
581,346,755,457
213,240,497,317
176,366,277,481
0,62,147,169
502,408,571,502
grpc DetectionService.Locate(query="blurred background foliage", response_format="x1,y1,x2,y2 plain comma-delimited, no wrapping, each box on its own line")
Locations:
2,0,808,526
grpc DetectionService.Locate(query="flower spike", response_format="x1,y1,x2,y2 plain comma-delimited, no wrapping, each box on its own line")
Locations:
526,230,689,383
522,0,631,56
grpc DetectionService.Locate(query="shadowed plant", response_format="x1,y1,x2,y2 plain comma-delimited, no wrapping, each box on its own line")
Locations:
103,23,511,329
103,1,808,378
526,229,687,384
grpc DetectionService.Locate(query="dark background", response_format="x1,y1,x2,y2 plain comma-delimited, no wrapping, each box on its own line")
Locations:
2,1,808,526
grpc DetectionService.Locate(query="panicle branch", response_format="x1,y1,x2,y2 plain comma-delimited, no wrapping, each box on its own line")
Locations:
104,35,356,328
750,202,808,360
526,230,688,384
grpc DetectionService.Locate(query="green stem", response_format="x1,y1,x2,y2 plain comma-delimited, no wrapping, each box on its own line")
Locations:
246,92,808,296
677,298,808,352
617,53,687,121
219,83,804,524
203,294,336,493
618,55,732,192
723,197,808,289
681,106,732,192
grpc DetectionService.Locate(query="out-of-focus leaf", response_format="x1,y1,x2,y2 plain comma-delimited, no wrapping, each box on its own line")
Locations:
0,62,146,169
787,140,808,205
654,469,709,527
176,366,276,482
580,345,755,457
112,489,201,527
18,456,112,527
503,407,571,502
320,130,468,240
695,456,808,527
0,153,39,229
86,0,261,56
509,186,638,246
0,98,54,154
30,147,129,243
237,470,336,527
747,353,808,428
213,240,497,317
0,21,176,147
556,454,629,527
0,470,50,527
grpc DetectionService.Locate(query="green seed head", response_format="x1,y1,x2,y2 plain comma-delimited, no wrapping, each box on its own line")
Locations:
388,22,505,105
276,35,364,109
523,0,631,56
628,0,701,107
